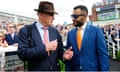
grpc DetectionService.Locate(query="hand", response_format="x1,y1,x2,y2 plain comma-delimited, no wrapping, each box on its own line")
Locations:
0,40,3,46
45,39,58,52
2,44,8,48
63,47,73,60
0,42,3,46
13,43,18,47
0,40,8,47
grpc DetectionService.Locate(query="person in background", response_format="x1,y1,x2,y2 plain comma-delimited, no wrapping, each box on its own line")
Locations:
0,32,8,47
16,23,25,34
5,24,18,46
64,5,109,71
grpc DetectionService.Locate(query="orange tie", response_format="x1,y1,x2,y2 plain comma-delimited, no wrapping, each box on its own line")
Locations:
77,28,82,50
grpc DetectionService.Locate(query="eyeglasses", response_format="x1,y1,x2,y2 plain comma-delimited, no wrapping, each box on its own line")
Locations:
71,14,86,19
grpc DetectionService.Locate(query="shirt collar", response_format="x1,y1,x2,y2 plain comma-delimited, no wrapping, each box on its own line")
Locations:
36,21,44,29
81,22,87,30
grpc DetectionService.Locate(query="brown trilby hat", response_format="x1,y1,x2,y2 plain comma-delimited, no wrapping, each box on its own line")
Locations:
34,1,58,14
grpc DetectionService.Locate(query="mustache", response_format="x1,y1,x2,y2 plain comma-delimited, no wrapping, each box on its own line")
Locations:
72,19,84,27
73,18,84,22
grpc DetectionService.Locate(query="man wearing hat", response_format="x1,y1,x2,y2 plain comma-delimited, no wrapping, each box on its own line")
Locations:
17,1,64,71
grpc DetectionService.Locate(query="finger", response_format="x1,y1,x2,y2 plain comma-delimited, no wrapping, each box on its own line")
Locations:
65,50,70,54
54,39,57,42
66,55,73,60
67,47,72,51
67,52,73,57
50,42,56,45
53,46,57,49
51,39,57,43
50,46,57,51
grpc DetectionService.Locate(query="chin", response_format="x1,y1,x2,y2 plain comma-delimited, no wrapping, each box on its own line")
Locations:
46,24,51,27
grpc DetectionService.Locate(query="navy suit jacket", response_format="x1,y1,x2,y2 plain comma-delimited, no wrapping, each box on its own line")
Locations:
65,22,109,71
17,22,64,71
5,33,18,45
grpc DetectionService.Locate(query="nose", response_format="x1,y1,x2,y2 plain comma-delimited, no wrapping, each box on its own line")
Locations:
72,18,77,22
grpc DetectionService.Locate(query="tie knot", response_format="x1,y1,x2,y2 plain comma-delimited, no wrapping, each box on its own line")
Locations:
43,27,48,30
77,27,83,31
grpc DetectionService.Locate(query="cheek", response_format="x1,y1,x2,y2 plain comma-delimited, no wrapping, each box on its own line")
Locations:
44,18,53,25
77,17,83,20
0,37,2,40
48,17,54,22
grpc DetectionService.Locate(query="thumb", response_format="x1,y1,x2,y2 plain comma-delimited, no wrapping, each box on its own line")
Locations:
51,39,57,43
67,47,72,51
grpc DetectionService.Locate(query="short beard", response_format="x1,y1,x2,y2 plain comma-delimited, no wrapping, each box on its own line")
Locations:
73,20,84,27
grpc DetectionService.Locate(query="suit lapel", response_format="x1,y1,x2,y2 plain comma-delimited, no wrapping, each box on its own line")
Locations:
14,34,16,41
9,34,12,40
32,24,56,46
79,24,92,54
48,27,54,41
48,27,57,55
74,28,80,55
48,26,59,41
32,24,58,56
32,24,43,45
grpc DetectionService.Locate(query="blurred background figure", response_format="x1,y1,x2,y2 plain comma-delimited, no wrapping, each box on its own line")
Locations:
16,23,25,34
0,32,8,47
5,24,18,46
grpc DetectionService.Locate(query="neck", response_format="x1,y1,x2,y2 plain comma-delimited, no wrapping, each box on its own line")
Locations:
39,20,48,27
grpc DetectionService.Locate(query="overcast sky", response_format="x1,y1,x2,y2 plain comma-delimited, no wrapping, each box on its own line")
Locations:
0,0,102,24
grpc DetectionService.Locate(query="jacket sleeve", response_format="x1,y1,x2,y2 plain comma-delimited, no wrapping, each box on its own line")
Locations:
57,30,64,60
5,34,13,45
96,28,110,71
65,32,72,71
17,27,48,61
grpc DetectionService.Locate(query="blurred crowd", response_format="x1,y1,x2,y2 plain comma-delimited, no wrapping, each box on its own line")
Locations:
0,20,74,48
55,24,74,46
0,21,25,47
100,24,120,45
1,19,120,48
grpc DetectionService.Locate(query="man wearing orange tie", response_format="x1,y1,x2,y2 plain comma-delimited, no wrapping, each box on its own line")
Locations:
64,5,110,71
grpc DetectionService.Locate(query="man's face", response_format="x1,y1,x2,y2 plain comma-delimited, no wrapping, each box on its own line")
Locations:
71,8,87,27
9,26,16,33
38,12,55,26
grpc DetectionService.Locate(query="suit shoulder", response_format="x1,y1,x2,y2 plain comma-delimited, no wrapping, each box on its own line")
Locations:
20,23,35,33
68,28,76,34
50,26,58,32
89,25,103,35
88,24,100,30
20,26,27,31
19,25,28,35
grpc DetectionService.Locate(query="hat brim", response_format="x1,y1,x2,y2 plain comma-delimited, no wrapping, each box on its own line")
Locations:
34,9,58,14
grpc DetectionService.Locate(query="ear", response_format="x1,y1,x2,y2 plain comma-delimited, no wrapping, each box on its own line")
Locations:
37,13,40,16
